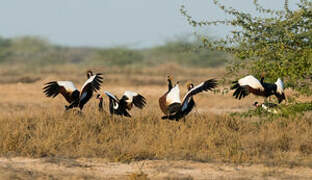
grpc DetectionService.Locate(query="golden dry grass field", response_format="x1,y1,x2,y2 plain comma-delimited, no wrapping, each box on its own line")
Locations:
0,65,312,179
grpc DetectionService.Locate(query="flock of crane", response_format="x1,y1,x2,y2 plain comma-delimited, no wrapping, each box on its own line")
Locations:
43,70,286,120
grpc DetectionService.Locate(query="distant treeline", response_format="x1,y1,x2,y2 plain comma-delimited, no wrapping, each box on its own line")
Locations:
0,36,228,67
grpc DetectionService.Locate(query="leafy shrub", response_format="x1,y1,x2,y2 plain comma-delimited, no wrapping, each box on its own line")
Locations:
181,0,312,94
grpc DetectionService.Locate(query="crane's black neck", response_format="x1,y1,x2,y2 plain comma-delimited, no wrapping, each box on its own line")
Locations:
87,71,93,79
260,77,264,84
168,79,173,91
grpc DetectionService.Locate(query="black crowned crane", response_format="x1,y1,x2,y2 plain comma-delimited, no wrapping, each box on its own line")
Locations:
96,91,146,117
159,75,177,115
43,71,103,111
231,75,285,103
160,79,218,121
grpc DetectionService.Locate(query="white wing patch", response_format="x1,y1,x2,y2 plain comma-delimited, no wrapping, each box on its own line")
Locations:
238,75,264,91
104,91,119,102
57,81,77,92
123,91,138,103
113,101,119,109
81,75,96,91
166,84,181,104
275,78,284,94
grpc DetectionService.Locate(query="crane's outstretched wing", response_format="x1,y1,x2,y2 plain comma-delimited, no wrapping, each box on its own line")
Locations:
231,75,264,99
104,91,119,102
79,73,103,109
274,78,285,103
181,79,217,112
123,91,146,109
43,81,78,103
275,78,284,94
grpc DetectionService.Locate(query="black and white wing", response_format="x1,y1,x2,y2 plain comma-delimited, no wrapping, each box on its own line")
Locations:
123,91,146,109
79,73,103,109
275,78,284,95
104,91,119,102
231,75,264,99
181,79,217,112
274,78,286,103
104,91,120,110
43,81,78,103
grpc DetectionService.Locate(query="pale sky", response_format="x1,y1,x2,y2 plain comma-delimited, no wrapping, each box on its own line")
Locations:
0,0,299,48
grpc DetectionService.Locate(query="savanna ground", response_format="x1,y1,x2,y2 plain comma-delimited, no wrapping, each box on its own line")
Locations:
0,64,312,179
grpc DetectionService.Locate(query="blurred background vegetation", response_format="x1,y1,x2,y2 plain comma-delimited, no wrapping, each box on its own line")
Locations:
0,35,228,68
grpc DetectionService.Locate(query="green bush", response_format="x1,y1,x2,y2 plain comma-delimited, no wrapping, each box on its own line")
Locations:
181,0,312,94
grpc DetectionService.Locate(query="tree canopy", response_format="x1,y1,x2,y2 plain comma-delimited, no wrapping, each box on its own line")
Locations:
181,0,312,94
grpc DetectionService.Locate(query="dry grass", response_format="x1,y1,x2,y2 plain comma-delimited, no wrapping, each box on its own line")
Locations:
0,65,312,168
1,106,312,166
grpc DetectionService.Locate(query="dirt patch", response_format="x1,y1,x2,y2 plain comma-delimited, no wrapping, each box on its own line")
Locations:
0,157,311,180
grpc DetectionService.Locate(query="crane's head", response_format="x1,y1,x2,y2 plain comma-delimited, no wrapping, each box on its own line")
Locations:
96,94,103,100
186,83,194,91
87,70,94,79
253,101,260,107
167,75,173,82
